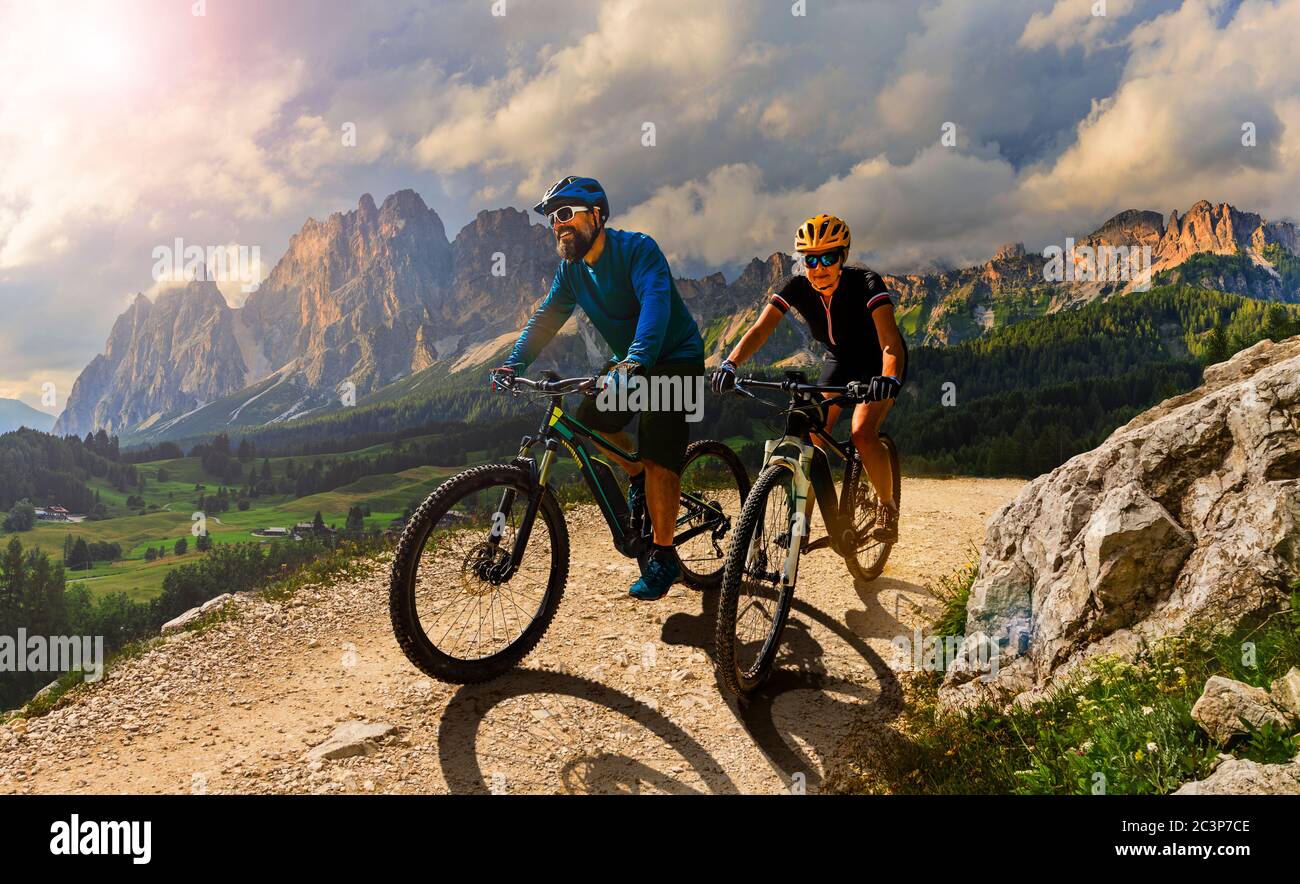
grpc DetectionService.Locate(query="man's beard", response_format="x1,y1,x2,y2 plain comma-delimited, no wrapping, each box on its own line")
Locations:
555,224,596,261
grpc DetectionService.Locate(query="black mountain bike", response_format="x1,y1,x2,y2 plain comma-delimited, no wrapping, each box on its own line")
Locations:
715,372,900,698
390,372,750,683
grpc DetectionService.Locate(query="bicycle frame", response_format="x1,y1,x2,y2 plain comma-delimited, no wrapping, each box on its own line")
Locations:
742,374,864,588
521,393,646,557
492,375,732,578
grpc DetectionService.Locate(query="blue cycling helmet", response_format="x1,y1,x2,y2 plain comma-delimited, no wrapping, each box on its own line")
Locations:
534,175,610,221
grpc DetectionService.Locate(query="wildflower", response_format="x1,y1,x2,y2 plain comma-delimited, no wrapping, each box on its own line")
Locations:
1141,706,1154,715
1134,749,1144,761
1146,742,1158,753
1080,740,1094,752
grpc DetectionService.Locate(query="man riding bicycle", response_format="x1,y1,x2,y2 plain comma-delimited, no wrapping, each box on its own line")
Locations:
492,176,706,601
710,213,908,542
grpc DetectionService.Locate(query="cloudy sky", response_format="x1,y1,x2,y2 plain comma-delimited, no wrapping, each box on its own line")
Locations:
2,0,1298,413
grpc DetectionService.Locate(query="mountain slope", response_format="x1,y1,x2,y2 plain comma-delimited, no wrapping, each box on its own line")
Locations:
0,399,55,434
54,281,246,436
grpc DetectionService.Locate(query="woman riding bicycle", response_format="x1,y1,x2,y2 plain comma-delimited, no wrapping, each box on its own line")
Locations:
710,213,908,542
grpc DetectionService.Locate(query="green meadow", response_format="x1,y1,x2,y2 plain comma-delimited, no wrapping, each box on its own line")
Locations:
6,442,460,602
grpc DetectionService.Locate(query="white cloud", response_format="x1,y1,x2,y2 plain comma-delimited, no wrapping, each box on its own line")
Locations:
1019,0,1140,53
621,146,1021,273
1019,0,1300,221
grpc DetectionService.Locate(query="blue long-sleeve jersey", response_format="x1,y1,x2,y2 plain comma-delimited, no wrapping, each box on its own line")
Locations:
505,228,704,371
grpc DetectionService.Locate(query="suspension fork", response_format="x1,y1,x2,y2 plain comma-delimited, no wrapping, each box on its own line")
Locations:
489,439,557,582
749,437,815,588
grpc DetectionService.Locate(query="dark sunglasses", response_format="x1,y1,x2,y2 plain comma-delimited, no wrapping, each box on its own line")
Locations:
803,251,843,268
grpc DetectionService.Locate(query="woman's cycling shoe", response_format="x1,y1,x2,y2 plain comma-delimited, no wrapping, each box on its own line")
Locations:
870,502,899,543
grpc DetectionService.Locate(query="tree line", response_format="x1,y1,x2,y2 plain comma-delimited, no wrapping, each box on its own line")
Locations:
0,429,134,516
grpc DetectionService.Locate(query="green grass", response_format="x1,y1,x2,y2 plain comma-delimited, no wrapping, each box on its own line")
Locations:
896,302,931,339
63,553,208,602
826,574,1300,795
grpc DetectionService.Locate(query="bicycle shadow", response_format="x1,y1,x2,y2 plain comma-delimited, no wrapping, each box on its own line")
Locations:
844,575,935,642
660,584,904,792
436,667,738,794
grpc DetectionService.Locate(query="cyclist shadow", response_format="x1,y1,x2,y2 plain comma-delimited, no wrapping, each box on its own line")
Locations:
436,667,739,794
660,587,903,793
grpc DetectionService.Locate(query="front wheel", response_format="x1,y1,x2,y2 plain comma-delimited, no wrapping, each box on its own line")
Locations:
715,461,799,699
674,439,750,590
840,434,901,582
389,463,570,683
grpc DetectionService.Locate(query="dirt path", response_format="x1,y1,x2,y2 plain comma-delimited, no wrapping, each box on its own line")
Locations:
0,477,1024,795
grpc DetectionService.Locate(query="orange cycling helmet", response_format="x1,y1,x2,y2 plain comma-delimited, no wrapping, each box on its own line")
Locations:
795,213,851,254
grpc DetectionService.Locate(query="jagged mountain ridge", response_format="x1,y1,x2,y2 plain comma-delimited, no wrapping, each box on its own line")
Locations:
54,193,1300,440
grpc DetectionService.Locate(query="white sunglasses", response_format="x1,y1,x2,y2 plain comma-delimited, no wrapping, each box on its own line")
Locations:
547,204,594,226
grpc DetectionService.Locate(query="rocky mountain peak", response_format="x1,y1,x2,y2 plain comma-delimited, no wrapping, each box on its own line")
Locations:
1081,209,1166,250
733,252,794,295
1155,199,1283,268
455,207,537,243
449,208,557,335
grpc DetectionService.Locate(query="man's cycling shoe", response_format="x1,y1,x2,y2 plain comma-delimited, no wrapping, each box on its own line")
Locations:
629,553,680,601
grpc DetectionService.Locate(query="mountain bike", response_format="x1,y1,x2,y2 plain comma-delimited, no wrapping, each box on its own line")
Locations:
390,371,750,683
714,372,900,698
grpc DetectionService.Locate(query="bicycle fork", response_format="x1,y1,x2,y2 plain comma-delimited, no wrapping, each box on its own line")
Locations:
486,441,559,583
746,438,816,589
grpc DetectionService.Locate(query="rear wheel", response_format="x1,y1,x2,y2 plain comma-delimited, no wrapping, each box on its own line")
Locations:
389,464,569,683
840,434,900,582
674,439,750,590
715,461,799,699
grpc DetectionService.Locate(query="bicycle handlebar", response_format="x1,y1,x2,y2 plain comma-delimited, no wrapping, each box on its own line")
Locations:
503,374,598,395
736,376,861,398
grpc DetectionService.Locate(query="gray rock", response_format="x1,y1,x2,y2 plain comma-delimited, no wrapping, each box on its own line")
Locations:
1191,676,1292,745
200,593,235,613
31,679,61,703
306,721,397,761
1270,667,1300,721
160,608,205,635
941,336,1300,711
1174,756,1300,795
160,594,236,635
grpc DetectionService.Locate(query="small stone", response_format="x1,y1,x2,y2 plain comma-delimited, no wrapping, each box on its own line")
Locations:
305,721,397,761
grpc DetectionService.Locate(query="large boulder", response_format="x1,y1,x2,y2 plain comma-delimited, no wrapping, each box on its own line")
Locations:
1174,755,1300,795
1190,676,1292,745
941,336,1300,710
1272,667,1300,719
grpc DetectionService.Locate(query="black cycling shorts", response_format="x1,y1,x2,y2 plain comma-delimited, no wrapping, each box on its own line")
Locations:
573,358,705,475
818,353,909,388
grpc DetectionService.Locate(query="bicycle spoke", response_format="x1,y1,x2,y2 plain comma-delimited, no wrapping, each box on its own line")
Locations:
732,470,794,677
413,485,553,661
673,444,747,586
